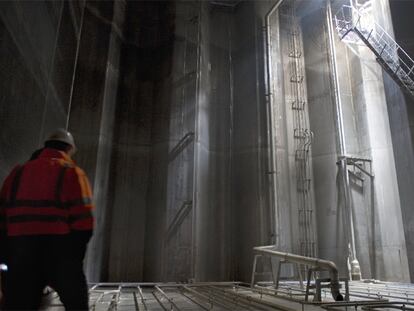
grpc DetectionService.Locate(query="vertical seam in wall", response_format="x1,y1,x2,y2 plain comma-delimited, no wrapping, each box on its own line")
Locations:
228,12,235,280
66,0,87,130
191,0,202,281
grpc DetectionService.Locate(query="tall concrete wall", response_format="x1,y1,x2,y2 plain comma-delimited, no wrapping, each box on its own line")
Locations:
1,0,414,284
106,1,167,282
0,0,117,281
299,0,410,280
231,1,273,282
386,0,414,282
0,0,72,174
142,0,199,282
194,2,234,281
159,1,198,282
301,2,346,272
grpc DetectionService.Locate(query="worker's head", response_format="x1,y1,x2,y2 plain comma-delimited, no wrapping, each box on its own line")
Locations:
44,129,77,156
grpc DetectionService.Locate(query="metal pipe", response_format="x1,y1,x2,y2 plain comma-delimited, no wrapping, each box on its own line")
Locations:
202,286,260,310
91,292,105,311
90,281,242,288
264,0,285,247
207,286,279,311
327,0,362,281
132,292,140,311
182,286,233,310
108,285,122,311
210,285,299,311
327,0,346,157
137,286,148,311
255,6,266,246
179,290,210,311
339,157,361,280
253,284,308,297
155,286,181,311
152,291,168,311
250,285,310,305
253,246,344,301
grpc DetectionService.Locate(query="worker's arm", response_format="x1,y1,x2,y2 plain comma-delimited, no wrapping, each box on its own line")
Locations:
0,166,20,263
62,166,95,256
0,179,7,263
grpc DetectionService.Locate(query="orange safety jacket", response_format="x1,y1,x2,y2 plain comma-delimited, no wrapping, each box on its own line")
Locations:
0,148,94,237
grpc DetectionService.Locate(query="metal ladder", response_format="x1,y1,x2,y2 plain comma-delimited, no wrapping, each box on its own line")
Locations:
284,2,316,259
334,4,414,98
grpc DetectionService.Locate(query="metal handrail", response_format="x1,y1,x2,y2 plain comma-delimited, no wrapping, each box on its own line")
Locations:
253,245,344,301
334,4,414,97
337,5,403,61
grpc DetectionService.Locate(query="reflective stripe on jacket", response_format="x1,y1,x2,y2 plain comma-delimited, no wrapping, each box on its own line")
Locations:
0,148,94,236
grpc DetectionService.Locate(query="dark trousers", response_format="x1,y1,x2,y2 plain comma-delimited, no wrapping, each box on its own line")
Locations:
1,235,89,310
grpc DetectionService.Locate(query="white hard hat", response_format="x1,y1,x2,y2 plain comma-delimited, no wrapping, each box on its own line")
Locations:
46,128,77,153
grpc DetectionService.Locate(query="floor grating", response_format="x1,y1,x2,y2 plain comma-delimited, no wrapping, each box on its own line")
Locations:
40,281,414,310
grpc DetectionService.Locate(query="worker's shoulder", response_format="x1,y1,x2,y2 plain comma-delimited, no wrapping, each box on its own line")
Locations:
40,158,88,179
55,158,74,168
4,164,23,180
63,163,88,178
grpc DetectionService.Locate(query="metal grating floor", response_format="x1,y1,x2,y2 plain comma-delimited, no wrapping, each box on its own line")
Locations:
41,281,414,310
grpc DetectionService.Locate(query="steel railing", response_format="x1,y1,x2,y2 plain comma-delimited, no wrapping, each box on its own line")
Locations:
334,4,414,98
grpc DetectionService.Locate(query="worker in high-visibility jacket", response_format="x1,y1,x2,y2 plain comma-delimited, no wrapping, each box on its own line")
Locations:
0,129,94,310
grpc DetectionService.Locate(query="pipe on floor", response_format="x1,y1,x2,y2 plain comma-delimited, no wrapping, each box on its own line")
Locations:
253,245,344,301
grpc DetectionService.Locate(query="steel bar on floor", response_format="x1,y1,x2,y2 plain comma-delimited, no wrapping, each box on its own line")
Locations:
182,285,233,310
132,292,140,311
137,286,148,311
41,281,414,310
196,286,250,310
154,286,181,311
207,285,297,311
178,289,210,311
152,291,169,311
202,285,270,311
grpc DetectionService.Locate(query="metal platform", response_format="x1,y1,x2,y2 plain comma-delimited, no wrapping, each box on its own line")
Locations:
40,281,414,310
